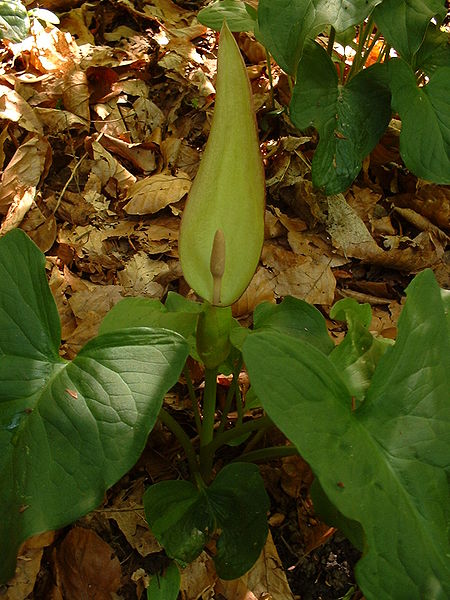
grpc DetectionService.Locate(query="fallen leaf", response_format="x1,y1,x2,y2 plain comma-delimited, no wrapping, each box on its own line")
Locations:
0,136,51,214
54,527,121,600
0,85,43,134
123,173,191,215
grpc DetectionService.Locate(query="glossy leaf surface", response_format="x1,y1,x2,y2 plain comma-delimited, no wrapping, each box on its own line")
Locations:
0,229,189,583
290,41,391,193
388,58,450,184
144,462,269,579
243,270,450,599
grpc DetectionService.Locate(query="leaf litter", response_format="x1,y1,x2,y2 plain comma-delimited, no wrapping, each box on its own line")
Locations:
0,1,448,598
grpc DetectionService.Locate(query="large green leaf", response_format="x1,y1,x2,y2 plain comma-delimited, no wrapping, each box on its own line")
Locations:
258,0,382,74
144,462,269,580
253,296,334,355
415,23,450,76
388,58,450,183
243,270,450,599
290,41,391,193
373,0,446,62
198,0,256,32
0,0,29,42
0,229,189,584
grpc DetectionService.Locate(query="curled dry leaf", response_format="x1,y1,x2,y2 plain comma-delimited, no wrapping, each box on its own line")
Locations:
216,531,294,600
62,69,90,123
0,85,43,134
391,184,450,230
262,242,336,305
3,532,56,600
99,133,156,173
54,527,121,600
0,136,51,215
123,173,191,215
89,139,136,192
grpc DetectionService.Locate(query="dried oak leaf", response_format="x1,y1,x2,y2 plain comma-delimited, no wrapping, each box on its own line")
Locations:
54,527,121,600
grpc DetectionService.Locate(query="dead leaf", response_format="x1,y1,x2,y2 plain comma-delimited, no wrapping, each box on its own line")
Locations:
180,551,217,600
123,173,191,215
99,134,156,173
262,242,336,305
216,531,294,600
54,527,121,600
117,251,168,296
391,184,450,230
0,85,43,134
89,139,136,193
105,479,161,557
0,136,51,214
3,532,56,600
62,69,90,123
0,188,35,233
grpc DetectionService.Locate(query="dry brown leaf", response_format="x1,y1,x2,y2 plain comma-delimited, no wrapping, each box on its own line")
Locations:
123,173,191,215
59,5,96,45
34,107,89,132
262,242,336,305
180,552,217,600
105,479,162,558
216,531,294,600
232,267,276,318
3,532,56,600
391,184,450,230
326,193,381,259
99,134,156,173
89,139,136,192
28,21,78,74
0,188,35,233
54,527,121,600
21,207,57,252
117,251,168,296
0,136,51,214
0,85,43,134
346,185,382,221
62,69,90,123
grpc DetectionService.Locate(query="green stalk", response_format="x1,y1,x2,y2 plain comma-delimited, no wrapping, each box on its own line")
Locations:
347,17,374,82
217,377,236,434
199,368,217,479
206,415,273,454
183,364,202,434
265,47,275,110
360,31,382,69
158,408,204,489
327,26,336,56
238,446,299,463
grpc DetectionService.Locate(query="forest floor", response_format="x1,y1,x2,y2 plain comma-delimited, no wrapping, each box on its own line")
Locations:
0,1,448,599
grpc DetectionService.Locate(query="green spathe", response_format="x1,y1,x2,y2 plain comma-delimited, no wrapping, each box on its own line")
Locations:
179,21,265,307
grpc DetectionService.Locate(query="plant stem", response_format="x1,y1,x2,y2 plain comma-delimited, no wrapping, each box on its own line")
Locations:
206,415,273,454
327,26,336,56
237,445,299,463
242,424,270,454
158,408,204,489
265,47,275,110
217,378,236,434
184,364,202,434
199,368,217,479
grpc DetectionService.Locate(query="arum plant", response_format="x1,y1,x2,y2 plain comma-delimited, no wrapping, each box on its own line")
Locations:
0,18,449,600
